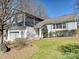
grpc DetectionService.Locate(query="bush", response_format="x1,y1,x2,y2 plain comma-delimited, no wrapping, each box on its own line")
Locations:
59,44,79,59
59,44,79,54
49,30,76,37
55,31,64,37
42,25,48,38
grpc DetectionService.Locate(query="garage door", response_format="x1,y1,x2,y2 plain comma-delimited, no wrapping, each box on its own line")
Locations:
10,31,19,40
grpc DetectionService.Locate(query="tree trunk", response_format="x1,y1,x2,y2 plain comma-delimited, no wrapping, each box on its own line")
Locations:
0,25,8,53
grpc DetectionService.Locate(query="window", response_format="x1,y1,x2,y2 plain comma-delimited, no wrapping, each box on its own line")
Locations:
59,24,62,29
55,23,62,29
10,31,19,33
53,23,66,29
53,24,55,29
56,24,59,29
63,23,66,28
17,14,24,26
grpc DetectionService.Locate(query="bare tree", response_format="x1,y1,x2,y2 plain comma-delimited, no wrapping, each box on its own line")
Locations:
0,0,47,52
75,0,79,14
17,0,33,13
0,0,18,52
17,0,48,19
33,2,48,19
75,0,79,27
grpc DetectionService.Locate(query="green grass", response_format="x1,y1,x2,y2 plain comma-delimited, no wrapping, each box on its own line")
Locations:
29,37,79,59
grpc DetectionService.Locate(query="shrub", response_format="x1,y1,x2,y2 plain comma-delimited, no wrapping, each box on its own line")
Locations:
49,30,76,37
55,31,64,37
59,44,79,59
42,25,48,38
59,44,79,54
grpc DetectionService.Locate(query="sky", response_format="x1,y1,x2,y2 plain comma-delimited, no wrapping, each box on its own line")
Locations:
37,0,75,18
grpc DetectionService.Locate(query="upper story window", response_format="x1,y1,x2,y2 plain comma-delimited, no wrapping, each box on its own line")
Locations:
12,14,24,26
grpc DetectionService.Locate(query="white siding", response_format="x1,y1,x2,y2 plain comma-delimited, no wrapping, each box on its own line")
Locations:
47,25,52,33
47,25,53,37
26,26,39,39
7,26,40,41
47,22,77,35
66,22,77,30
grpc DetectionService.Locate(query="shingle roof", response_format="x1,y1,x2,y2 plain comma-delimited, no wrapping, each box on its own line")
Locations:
34,14,78,28
14,9,44,21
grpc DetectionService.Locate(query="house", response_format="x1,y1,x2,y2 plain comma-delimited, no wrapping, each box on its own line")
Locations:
34,14,78,37
4,9,44,42
3,12,79,41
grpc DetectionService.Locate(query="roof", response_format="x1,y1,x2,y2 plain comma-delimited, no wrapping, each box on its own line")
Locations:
34,14,78,28
14,9,44,21
0,8,44,21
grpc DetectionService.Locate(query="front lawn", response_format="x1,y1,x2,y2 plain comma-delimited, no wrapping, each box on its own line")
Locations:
29,37,79,59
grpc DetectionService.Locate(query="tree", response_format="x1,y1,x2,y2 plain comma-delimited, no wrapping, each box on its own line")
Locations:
17,0,48,19
0,0,18,52
0,0,10,52
0,0,47,52
75,0,79,28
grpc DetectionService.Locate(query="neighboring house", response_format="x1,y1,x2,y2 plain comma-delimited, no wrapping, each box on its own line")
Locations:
34,14,78,37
